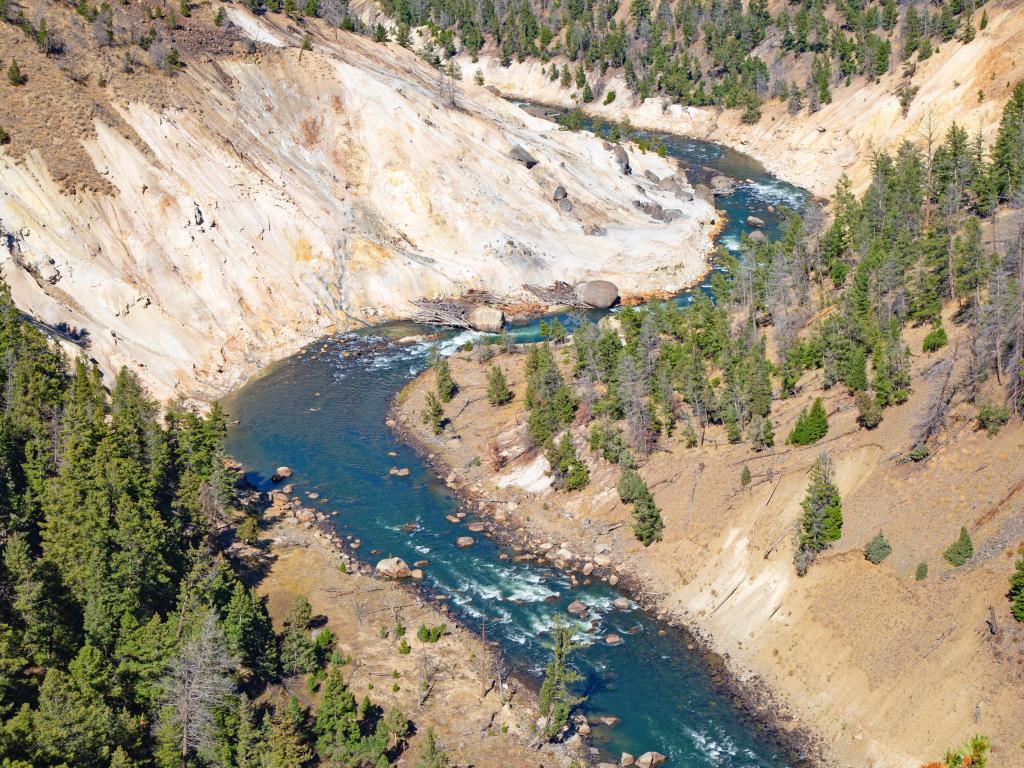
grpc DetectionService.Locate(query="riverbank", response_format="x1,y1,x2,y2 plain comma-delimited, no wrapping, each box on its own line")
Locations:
392,334,1024,768
390,372,828,768
228,484,576,767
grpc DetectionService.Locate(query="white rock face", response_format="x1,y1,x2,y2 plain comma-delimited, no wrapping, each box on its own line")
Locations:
0,14,715,401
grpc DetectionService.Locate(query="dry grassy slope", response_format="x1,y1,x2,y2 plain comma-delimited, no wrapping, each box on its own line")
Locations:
395,318,1024,768
1,5,716,402
452,0,1024,198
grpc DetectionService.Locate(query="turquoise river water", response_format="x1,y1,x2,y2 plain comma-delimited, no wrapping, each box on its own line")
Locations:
225,121,809,766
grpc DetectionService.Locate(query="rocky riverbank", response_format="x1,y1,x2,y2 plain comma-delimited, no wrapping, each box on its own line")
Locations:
388,380,828,768
229,479,579,768
391,335,1024,768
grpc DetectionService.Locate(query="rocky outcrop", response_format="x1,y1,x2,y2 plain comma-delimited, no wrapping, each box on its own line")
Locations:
509,144,539,169
575,280,619,309
467,305,504,333
612,144,631,175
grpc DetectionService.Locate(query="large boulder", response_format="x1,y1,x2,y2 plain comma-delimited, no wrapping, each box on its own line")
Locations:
558,198,574,213
748,229,767,244
467,305,504,333
709,175,735,195
746,215,765,228
272,466,293,482
575,280,619,309
612,144,631,175
553,185,568,200
636,753,667,768
376,557,411,578
510,145,539,169
455,536,476,548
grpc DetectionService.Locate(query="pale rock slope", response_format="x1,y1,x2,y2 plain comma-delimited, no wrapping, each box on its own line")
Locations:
455,0,1024,198
0,11,715,401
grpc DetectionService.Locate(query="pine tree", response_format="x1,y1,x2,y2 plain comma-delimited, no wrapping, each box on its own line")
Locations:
486,365,513,406
415,727,450,768
864,531,892,564
991,81,1024,199
267,698,313,768
794,454,843,575
279,596,317,676
740,465,752,486
223,583,278,682
432,353,456,403
787,398,829,445
314,667,360,758
7,59,26,86
1009,556,1024,622
546,434,589,492
422,392,444,435
842,347,868,391
538,616,584,739
943,526,974,566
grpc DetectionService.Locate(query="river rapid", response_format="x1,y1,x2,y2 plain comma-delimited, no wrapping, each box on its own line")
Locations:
225,121,809,766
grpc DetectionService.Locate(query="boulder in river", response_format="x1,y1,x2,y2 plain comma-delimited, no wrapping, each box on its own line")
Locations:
567,599,589,616
620,753,636,766
376,557,411,578
272,466,293,482
613,597,631,610
604,633,622,645
455,536,476,548
575,280,619,309
746,215,765,228
510,144,539,169
636,752,667,768
709,175,735,195
748,229,767,244
389,467,410,477
553,185,567,200
467,305,504,333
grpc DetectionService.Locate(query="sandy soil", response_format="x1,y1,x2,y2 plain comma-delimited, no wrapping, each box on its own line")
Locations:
394,321,1024,768
228,489,576,767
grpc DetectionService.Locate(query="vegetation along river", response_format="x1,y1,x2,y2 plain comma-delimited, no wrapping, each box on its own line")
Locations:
225,123,809,766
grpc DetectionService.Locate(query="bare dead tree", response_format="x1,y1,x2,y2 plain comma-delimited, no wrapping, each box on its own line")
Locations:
159,611,237,768
913,342,960,448
417,653,441,709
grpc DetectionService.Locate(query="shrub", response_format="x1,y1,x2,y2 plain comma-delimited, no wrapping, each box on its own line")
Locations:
236,516,260,544
603,89,616,105
546,434,589,492
943,527,974,567
787,398,829,446
922,323,948,352
915,561,928,580
863,532,892,564
213,5,225,25
740,465,752,486
1009,556,1024,622
855,391,883,429
976,401,1009,436
398,638,411,655
417,623,447,642
7,59,26,86
0,126,8,144
908,443,930,462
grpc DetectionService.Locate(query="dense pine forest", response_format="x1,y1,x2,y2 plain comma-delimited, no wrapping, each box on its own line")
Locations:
332,0,993,121
0,282,433,766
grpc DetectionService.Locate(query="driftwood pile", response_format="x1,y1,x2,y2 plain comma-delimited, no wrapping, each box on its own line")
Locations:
411,290,500,328
524,281,588,308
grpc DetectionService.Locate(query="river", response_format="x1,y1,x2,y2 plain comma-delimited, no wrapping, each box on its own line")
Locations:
225,123,808,766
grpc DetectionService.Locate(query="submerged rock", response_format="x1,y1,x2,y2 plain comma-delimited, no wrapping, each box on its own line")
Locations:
575,280,619,309
567,599,589,616
389,467,410,477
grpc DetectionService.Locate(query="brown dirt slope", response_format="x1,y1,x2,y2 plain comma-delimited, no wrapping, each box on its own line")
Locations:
395,317,1024,768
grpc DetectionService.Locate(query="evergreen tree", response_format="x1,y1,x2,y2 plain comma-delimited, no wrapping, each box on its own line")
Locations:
1009,556,1024,622
787,398,829,446
314,667,360,758
864,531,892,564
267,698,313,768
279,596,317,676
422,392,444,435
794,454,843,575
486,365,513,405
538,616,584,739
546,434,589,491
431,351,456,403
943,526,974,566
223,583,278,683
7,59,25,86
415,727,450,768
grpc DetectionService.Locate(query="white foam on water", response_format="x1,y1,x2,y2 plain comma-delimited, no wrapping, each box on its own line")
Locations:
721,234,741,252
745,179,806,209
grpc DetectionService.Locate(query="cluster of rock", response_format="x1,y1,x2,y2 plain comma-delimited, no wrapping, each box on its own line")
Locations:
596,752,667,768
632,199,682,223
266,485,366,575
553,185,574,213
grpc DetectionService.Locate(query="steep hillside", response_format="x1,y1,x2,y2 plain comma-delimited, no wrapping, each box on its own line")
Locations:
396,315,1024,768
452,0,1024,197
0,4,715,401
